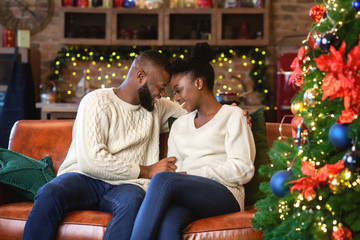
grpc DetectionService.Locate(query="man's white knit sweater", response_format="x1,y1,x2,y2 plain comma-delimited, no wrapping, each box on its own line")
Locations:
167,105,256,210
58,88,186,190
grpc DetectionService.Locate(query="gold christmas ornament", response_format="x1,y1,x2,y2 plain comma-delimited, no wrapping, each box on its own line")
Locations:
303,88,318,108
328,174,343,194
291,101,305,116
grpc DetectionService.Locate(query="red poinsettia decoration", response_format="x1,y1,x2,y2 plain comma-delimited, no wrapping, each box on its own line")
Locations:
314,37,360,124
332,226,352,240
289,160,344,200
288,46,306,88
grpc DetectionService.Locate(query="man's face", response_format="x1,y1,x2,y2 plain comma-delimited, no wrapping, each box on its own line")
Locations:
137,67,170,112
138,82,154,112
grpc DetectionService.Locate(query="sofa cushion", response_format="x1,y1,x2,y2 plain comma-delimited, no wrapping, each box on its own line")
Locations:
244,107,268,206
0,202,112,240
0,148,55,201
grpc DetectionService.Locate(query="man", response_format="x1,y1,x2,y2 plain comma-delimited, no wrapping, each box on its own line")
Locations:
22,50,186,240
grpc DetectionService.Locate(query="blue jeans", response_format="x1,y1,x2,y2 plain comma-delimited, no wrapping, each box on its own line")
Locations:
130,172,240,240
22,172,145,240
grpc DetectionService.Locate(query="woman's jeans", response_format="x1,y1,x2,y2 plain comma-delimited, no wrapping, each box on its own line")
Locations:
22,172,145,240
130,172,240,240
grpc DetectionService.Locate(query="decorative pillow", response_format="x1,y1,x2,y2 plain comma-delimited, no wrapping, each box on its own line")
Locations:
244,107,269,206
0,148,56,201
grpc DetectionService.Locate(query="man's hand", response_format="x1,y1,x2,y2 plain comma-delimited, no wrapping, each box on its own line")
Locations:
139,157,177,179
231,103,252,128
243,109,252,128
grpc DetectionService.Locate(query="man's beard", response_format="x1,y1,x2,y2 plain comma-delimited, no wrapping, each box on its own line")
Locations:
138,82,154,112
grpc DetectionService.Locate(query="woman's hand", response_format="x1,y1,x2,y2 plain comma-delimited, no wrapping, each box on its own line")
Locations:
139,157,177,179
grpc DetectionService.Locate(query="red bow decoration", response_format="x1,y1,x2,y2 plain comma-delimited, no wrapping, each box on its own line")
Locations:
309,5,326,23
289,160,344,200
314,36,360,124
332,226,352,240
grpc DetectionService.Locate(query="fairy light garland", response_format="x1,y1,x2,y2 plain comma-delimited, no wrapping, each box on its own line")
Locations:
49,45,270,106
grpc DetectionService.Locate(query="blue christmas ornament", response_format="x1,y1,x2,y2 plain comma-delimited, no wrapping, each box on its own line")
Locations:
270,170,293,197
352,0,360,11
342,146,360,172
329,123,351,148
317,31,341,52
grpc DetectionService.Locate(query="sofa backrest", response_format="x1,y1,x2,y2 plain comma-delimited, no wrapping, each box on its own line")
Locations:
8,120,292,174
8,120,74,173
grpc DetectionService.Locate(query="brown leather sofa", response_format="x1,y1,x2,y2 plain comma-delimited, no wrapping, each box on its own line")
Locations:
0,120,292,240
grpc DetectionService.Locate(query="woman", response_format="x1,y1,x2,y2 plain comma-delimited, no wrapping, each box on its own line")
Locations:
130,43,256,240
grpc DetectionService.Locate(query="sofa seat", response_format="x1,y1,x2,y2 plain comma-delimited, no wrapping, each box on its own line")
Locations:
0,201,261,240
0,120,292,239
0,202,112,240
183,207,262,240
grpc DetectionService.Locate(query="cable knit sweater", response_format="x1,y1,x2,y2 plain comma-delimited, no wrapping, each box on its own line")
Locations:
167,105,256,210
58,88,186,190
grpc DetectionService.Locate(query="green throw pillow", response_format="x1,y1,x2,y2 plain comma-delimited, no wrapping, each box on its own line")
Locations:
0,148,56,201
244,107,269,206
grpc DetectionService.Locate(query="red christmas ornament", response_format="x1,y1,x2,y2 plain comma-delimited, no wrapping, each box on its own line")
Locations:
332,226,352,240
309,5,326,23
289,47,306,89
292,73,303,91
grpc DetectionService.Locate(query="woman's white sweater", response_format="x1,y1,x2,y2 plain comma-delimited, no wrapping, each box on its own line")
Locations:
167,105,256,210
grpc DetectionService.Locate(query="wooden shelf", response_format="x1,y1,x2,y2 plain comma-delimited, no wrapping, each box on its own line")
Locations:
60,5,269,46
216,8,269,46
164,8,216,46
111,8,163,46
60,7,111,45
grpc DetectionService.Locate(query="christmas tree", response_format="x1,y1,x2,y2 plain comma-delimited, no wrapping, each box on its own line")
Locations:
252,0,360,239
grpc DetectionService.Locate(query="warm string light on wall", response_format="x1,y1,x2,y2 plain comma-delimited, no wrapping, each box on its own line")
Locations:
49,46,270,106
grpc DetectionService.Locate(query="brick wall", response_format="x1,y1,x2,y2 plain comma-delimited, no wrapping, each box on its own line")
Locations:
0,0,316,107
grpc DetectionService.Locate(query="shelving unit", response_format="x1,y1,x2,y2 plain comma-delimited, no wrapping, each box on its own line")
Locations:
60,7,111,45
216,8,269,46
111,8,164,46
164,8,216,46
59,2,269,46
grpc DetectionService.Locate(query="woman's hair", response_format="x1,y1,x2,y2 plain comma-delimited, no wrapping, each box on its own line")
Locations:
171,42,215,90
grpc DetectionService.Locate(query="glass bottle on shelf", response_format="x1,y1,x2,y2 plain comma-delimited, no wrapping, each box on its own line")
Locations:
91,0,103,7
62,0,72,6
197,0,212,8
114,0,123,7
103,0,112,7
224,0,236,8
39,81,57,104
77,0,88,7
184,0,196,8
169,0,178,8
237,21,251,39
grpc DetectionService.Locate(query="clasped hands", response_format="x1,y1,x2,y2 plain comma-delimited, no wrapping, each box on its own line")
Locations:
139,109,252,179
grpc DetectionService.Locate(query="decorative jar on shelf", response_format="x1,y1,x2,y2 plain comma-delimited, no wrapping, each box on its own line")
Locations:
214,76,247,105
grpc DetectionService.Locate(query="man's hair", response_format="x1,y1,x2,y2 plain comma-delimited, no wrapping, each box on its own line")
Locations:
137,50,171,75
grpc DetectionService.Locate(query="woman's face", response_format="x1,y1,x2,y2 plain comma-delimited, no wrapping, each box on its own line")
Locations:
170,73,199,112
